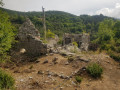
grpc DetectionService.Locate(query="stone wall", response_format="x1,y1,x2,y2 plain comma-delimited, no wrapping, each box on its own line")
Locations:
18,18,40,40
17,35,47,56
63,33,90,51
16,18,47,56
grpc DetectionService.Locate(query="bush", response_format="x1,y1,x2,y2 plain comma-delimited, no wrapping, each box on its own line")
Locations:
72,41,78,47
109,52,120,62
86,63,103,78
89,43,99,51
0,69,15,89
116,47,120,53
0,53,10,63
68,56,74,63
57,37,63,45
75,76,82,83
46,29,55,39
100,44,115,51
0,10,16,62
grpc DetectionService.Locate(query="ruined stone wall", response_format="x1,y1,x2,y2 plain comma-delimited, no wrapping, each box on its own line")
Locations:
63,33,90,51
17,35,47,56
80,33,90,51
63,34,74,45
16,18,47,56
18,18,40,40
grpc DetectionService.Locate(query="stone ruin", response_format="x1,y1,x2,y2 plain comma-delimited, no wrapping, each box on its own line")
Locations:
63,33,90,51
15,18,90,57
16,18,47,56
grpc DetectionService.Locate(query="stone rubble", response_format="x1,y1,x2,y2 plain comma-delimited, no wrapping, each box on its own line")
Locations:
43,59,48,64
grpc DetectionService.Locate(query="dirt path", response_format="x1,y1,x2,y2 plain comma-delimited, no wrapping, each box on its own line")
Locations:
4,53,120,90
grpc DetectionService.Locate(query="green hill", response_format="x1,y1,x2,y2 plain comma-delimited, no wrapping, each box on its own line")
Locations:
0,7,115,37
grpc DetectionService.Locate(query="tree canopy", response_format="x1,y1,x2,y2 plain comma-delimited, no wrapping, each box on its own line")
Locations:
0,8,16,61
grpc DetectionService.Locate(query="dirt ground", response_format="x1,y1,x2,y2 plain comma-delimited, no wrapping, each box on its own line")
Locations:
2,52,120,90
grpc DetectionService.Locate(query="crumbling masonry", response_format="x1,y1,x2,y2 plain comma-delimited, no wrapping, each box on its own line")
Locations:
16,18,47,56
63,33,90,51
16,18,90,57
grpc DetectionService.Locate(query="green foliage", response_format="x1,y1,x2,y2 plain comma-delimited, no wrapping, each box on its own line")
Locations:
100,44,115,51
70,41,79,53
0,10,16,61
116,39,120,46
0,53,10,63
0,69,15,89
116,47,120,53
1,7,120,56
68,56,74,62
109,52,120,62
114,21,120,39
0,7,113,37
87,63,103,78
0,10,16,53
91,19,120,53
46,29,55,39
72,41,78,47
97,19,115,44
57,37,63,45
75,76,82,83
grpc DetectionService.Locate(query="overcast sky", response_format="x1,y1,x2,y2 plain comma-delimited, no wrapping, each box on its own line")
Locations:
2,0,120,18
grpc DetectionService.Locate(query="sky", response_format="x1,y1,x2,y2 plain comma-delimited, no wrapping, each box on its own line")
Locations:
2,0,120,18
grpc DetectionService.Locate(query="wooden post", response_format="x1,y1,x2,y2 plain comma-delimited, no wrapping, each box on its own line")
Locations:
42,6,46,40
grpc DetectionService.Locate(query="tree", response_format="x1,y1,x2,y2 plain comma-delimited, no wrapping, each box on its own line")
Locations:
97,19,115,44
46,29,55,38
0,10,16,61
114,21,120,39
92,19,116,51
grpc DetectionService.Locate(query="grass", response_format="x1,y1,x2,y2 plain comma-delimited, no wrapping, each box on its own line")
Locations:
0,69,15,89
68,56,74,63
86,63,103,78
75,76,82,83
107,51,120,62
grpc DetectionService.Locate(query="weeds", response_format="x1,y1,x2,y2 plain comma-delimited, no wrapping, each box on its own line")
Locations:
0,69,15,89
86,63,103,78
75,76,82,83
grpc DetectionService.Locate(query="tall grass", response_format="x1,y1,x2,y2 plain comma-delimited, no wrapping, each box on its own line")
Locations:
0,69,15,89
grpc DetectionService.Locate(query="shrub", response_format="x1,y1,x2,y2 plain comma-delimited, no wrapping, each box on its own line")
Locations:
75,76,82,83
57,37,63,45
89,43,99,51
100,44,115,51
0,10,16,62
69,42,79,53
0,69,15,89
109,52,120,62
116,39,120,46
86,63,103,78
116,47,120,53
68,56,74,63
72,42,78,47
0,53,10,63
46,29,55,39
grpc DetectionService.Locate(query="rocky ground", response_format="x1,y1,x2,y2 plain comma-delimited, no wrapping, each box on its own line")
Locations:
2,52,120,90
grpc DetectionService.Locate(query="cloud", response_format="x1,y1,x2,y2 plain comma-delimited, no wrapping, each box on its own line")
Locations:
2,0,119,17
96,3,120,18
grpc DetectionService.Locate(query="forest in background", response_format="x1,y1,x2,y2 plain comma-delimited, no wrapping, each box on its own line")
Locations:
0,7,120,62
0,7,114,37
